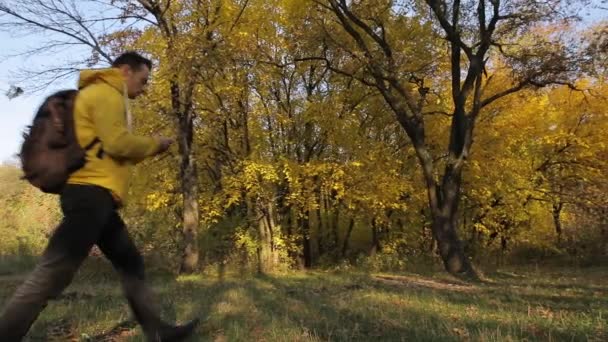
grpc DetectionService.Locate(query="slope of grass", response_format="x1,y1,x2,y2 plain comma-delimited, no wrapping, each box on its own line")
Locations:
0,260,606,341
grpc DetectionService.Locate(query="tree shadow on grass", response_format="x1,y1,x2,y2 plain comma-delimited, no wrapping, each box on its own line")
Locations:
365,271,608,313
3,260,605,342
247,274,425,341
242,272,602,342
23,274,235,341
0,258,234,341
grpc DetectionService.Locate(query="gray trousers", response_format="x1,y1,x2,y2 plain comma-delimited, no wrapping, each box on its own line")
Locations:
0,184,167,341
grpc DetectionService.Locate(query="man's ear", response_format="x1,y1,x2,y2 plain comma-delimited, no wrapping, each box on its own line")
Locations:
118,65,132,78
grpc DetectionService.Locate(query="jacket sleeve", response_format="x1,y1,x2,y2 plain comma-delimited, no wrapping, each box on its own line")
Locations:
89,89,160,160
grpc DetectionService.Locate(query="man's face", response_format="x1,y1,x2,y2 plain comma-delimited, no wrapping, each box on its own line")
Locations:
123,65,150,99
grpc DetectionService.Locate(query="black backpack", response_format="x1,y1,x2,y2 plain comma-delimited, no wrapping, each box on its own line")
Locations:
19,89,99,194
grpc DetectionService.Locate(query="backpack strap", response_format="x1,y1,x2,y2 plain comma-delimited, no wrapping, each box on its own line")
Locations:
83,137,105,159
83,137,100,151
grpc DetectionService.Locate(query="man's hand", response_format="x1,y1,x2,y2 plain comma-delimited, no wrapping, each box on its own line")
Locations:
154,136,174,155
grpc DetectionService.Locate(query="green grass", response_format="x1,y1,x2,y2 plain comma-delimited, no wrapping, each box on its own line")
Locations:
0,260,606,341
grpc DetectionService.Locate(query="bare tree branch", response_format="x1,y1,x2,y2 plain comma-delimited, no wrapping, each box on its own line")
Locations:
335,0,394,61
0,0,165,92
0,1,113,63
137,0,174,36
229,0,250,32
423,110,453,117
85,0,159,26
481,76,580,109
425,0,474,59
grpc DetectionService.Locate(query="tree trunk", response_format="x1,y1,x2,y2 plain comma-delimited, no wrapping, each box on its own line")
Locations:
416,132,476,278
552,201,564,244
316,188,329,258
601,210,608,255
370,217,382,256
267,202,280,267
316,206,324,258
331,202,340,251
177,96,199,274
180,177,199,274
287,211,296,264
301,213,312,268
430,213,473,276
256,203,275,274
342,218,355,258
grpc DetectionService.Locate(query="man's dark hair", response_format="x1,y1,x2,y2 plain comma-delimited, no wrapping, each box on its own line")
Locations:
111,51,152,71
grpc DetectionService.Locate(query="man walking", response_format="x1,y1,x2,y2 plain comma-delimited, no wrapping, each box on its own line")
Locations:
0,52,198,341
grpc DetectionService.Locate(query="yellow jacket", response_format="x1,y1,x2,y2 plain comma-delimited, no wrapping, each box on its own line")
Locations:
68,68,160,205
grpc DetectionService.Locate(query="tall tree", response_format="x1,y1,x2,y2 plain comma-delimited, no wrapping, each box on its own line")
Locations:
312,0,583,276
0,0,206,272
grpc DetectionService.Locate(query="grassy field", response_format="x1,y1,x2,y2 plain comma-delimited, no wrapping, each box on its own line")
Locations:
0,259,606,341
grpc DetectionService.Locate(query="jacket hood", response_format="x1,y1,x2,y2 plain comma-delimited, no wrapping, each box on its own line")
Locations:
78,68,124,92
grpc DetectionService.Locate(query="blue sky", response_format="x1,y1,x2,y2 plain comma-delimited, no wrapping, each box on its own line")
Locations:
0,31,80,163
0,5,605,163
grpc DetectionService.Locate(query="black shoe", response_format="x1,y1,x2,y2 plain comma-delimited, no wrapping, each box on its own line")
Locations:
157,318,200,342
